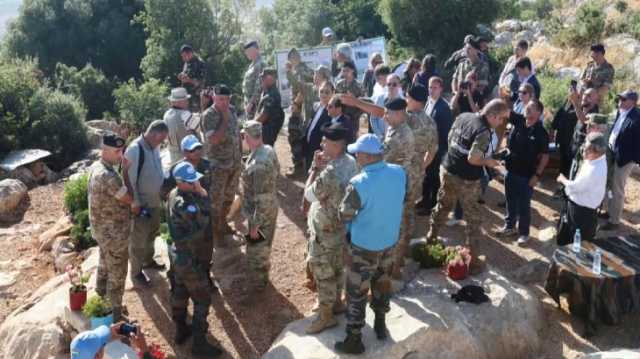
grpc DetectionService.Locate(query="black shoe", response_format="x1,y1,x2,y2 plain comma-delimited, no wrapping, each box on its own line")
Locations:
192,335,223,357
599,222,619,231
143,260,166,271
133,272,151,287
374,314,388,340
497,201,506,208
334,332,365,354
597,212,610,220
174,322,192,345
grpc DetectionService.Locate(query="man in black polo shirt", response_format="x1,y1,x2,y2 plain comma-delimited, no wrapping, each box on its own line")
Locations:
498,101,549,245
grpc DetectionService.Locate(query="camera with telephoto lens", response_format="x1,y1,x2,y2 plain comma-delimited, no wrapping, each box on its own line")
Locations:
118,323,138,336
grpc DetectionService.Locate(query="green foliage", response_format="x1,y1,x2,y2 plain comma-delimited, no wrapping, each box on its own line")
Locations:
412,242,450,269
54,63,116,121
490,46,513,68
549,1,605,47
64,173,89,215
378,0,501,61
537,66,571,122
159,222,172,244
614,0,628,13
70,209,96,250
606,10,640,40
113,79,168,133
82,295,112,318
2,0,146,80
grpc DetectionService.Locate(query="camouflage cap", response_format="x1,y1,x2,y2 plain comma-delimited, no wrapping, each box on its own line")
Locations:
261,68,277,78
242,120,262,138
586,113,609,125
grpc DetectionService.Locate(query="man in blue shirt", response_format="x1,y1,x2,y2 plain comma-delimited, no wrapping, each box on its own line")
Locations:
334,134,407,354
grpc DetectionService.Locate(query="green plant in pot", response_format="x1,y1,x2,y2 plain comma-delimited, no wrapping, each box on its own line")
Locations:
412,242,450,268
83,295,113,329
66,264,90,311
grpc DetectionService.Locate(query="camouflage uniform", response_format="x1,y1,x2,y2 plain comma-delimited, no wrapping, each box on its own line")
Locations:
306,154,359,307
88,160,131,319
241,144,280,286
406,110,439,203
181,56,207,110
580,60,615,90
166,188,212,335
286,63,315,169
335,79,364,142
454,57,490,89
201,105,242,242
383,120,415,264
339,187,395,335
243,55,266,119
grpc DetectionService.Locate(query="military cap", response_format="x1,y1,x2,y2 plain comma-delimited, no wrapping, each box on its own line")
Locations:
467,37,481,50
321,122,350,141
385,98,407,111
590,43,605,54
102,133,125,148
181,134,203,152
315,65,331,79
408,85,428,103
243,40,259,50
242,120,262,138
341,61,356,72
179,44,193,53
586,113,609,125
214,84,232,96
261,68,278,78
617,90,638,102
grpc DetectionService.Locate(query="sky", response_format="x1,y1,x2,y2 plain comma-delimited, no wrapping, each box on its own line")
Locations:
0,0,21,38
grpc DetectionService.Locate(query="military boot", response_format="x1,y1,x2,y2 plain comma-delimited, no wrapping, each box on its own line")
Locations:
192,333,222,357
174,321,192,345
305,304,338,334
374,312,388,340
334,331,365,354
333,293,347,314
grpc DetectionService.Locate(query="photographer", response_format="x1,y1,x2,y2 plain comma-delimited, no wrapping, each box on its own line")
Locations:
451,71,484,117
70,323,153,359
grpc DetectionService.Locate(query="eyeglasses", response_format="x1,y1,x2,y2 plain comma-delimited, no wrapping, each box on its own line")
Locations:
388,82,399,87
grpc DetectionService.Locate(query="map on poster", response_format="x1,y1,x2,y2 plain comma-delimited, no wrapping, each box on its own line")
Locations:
348,36,386,82
274,46,333,108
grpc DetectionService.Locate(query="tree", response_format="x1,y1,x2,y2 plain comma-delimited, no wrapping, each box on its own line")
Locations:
2,0,146,80
54,63,115,120
113,79,168,133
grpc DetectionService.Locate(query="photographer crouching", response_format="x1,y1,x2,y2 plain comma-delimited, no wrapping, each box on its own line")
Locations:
70,323,153,359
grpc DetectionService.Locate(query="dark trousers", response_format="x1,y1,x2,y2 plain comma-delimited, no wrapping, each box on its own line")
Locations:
559,145,573,178
262,116,284,147
504,172,533,236
568,200,597,243
421,155,442,210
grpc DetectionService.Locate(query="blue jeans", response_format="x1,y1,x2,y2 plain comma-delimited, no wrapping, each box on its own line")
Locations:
504,172,533,236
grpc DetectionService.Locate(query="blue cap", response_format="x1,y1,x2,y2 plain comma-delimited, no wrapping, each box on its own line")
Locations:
172,161,203,183
181,134,203,152
70,325,111,359
347,134,384,155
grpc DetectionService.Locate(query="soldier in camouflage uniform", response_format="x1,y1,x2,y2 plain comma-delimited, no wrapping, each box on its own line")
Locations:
580,44,614,98
178,45,207,111
201,85,242,245
167,162,222,357
303,123,358,334
243,40,266,120
427,100,510,274
240,120,280,289
285,48,315,176
335,62,364,142
89,134,133,322
452,39,490,96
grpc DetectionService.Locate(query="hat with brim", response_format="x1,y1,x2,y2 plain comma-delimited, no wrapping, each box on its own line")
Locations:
181,134,203,152
617,90,638,102
70,325,111,359
347,134,384,155
586,113,609,126
173,162,203,183
168,87,191,101
322,27,334,38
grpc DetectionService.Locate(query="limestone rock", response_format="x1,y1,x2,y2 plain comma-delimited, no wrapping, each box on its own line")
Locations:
494,31,514,48
0,179,28,217
263,268,543,359
495,19,522,33
583,349,640,358
516,29,535,43
53,237,77,272
39,216,73,252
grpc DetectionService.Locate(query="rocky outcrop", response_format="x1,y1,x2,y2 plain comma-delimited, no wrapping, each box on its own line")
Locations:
263,267,544,359
39,215,73,252
493,19,545,48
0,179,28,220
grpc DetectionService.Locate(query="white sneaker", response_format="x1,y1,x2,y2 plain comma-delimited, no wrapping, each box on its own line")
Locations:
446,219,464,227
517,235,529,246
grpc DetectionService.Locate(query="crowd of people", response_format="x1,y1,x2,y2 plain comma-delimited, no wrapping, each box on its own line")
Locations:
73,27,640,358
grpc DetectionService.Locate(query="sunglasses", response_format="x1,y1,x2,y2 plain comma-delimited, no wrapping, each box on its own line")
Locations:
186,147,202,153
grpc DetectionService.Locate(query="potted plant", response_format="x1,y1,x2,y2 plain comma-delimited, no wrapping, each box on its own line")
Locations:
411,242,450,269
446,246,472,280
82,295,113,329
66,264,90,311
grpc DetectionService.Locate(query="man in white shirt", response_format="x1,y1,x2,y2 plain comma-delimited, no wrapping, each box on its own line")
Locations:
370,74,403,139
557,132,608,243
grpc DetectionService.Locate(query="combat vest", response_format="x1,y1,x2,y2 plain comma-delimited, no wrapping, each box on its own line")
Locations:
442,113,490,181
349,161,406,251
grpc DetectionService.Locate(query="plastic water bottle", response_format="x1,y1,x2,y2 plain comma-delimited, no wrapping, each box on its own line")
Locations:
572,229,582,253
592,249,602,275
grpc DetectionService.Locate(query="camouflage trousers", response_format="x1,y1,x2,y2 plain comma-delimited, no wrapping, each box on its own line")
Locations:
345,244,395,335
247,209,278,286
307,233,344,307
395,174,417,264
210,165,241,246
288,112,305,168
95,224,130,314
128,207,161,275
428,168,482,249
171,247,211,333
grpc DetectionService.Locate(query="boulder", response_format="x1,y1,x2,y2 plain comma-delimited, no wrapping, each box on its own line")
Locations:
85,120,121,134
39,216,73,252
52,236,77,272
0,179,28,217
515,29,535,43
557,67,582,80
495,19,522,33
583,349,640,358
494,31,514,48
263,268,543,359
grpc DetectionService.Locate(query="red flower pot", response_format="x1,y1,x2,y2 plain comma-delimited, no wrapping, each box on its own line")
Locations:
447,262,469,281
69,289,87,311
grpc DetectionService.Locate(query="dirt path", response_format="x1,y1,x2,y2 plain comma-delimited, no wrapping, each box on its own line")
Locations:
1,131,639,358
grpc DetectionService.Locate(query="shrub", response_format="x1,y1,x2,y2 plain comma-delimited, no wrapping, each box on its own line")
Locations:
82,295,112,318
70,209,95,250
54,63,116,121
550,1,605,47
64,173,89,216
614,0,628,13
412,242,450,269
538,67,571,123
113,79,168,133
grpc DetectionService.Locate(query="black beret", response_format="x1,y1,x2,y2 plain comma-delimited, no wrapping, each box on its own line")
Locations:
321,122,350,141
385,98,407,111
590,43,605,53
341,61,356,72
214,84,232,95
103,133,125,148
408,85,428,103
180,44,193,53
244,40,259,50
